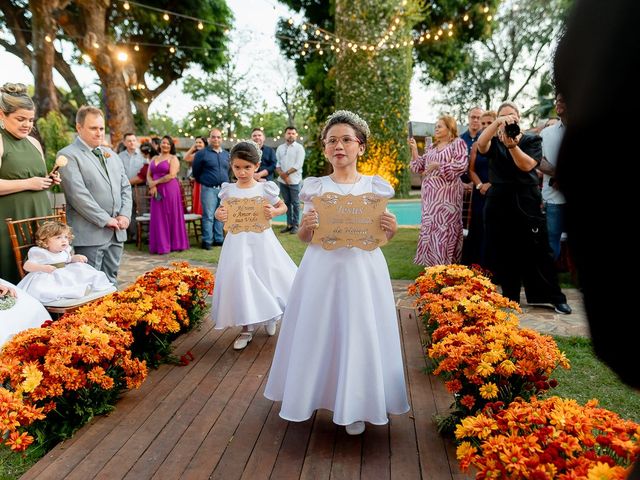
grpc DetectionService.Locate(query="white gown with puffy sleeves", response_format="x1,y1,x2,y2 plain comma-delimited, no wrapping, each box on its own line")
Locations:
264,175,410,426
212,181,297,329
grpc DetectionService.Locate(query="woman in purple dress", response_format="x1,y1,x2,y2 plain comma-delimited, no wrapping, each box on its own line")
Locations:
408,115,468,266
146,135,189,254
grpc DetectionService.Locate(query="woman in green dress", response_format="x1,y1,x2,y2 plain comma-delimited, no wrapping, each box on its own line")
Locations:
0,83,59,283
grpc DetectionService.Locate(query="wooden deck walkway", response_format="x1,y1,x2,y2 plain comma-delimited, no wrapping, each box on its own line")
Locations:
23,308,470,480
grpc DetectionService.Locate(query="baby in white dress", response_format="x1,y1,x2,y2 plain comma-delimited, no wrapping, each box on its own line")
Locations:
17,221,113,303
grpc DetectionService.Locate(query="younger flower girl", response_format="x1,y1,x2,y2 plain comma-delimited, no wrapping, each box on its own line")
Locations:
17,221,114,303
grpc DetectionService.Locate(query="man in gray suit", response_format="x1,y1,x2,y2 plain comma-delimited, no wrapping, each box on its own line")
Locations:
59,106,132,285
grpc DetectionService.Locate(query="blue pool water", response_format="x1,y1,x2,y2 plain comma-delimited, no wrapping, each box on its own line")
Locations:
273,200,422,226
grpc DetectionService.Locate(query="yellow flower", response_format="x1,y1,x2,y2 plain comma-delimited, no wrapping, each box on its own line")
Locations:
587,462,620,480
20,363,43,393
476,361,495,378
496,360,517,375
456,441,477,460
479,382,499,399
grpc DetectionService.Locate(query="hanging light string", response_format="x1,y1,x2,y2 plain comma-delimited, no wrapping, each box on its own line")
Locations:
293,4,495,56
115,0,230,30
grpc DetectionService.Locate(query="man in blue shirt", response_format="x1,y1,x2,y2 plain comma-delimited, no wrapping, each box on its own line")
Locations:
192,128,230,249
251,128,277,181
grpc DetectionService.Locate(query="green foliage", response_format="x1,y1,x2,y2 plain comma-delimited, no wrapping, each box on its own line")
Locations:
182,59,256,139
35,111,72,174
35,111,72,193
249,110,289,138
436,0,572,122
548,336,640,423
413,0,501,85
333,0,423,196
147,113,183,138
302,144,329,178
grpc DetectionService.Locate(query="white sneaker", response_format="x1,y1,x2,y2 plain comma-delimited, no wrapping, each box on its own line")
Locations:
233,332,253,350
345,421,365,435
265,320,277,336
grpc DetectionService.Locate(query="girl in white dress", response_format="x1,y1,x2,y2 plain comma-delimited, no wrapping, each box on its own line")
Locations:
213,141,297,350
264,111,410,436
0,278,51,347
17,221,113,303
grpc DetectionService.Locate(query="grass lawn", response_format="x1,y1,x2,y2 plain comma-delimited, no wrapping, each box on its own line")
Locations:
547,336,640,423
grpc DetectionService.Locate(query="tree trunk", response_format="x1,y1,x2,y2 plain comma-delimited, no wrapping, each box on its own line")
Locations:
133,99,149,133
71,0,134,147
30,0,60,116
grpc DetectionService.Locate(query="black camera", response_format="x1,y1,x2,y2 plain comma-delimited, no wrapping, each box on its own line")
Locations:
504,122,520,138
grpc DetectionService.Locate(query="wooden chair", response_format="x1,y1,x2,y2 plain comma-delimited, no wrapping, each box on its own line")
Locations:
462,188,473,238
180,179,202,243
133,185,152,250
5,213,116,315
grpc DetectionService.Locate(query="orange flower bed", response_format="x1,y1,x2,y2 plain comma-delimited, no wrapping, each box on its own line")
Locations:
455,397,640,479
0,262,214,454
409,265,569,427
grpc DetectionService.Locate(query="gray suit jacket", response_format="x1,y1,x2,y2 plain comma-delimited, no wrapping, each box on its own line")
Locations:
58,137,132,246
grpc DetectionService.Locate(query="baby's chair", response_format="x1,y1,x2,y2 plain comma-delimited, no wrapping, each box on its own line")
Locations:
5,212,116,316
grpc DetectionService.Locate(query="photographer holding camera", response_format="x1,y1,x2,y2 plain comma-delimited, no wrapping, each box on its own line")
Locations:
476,101,571,314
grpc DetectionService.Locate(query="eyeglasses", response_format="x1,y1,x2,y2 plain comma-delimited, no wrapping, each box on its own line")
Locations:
324,136,361,147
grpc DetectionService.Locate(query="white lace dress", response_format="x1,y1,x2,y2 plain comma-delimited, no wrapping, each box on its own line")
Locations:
0,278,51,347
212,181,297,329
264,175,410,426
17,247,113,303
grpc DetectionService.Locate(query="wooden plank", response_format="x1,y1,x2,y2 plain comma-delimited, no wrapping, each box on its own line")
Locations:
269,416,314,480
120,328,240,479
66,324,224,480
152,334,268,479
399,307,452,480
329,425,362,480
413,309,473,479
180,335,274,479
22,323,214,480
239,401,289,480
299,409,336,480
208,341,278,480
361,423,390,480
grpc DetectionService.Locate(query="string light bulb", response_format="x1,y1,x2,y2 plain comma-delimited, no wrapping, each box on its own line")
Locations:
197,22,203,30
169,46,176,53
163,12,170,21
134,44,139,51
45,35,52,43
123,1,130,10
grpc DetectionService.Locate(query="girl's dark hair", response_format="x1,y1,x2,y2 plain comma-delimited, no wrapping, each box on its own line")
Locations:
230,141,262,164
161,135,176,155
140,141,154,155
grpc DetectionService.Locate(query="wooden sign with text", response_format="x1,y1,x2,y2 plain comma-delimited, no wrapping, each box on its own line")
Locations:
223,197,270,233
311,193,388,251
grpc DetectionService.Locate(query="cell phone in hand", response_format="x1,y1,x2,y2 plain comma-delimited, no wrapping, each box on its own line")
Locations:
407,121,413,138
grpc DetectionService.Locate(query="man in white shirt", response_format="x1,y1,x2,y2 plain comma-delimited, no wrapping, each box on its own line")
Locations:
275,126,305,234
539,93,567,260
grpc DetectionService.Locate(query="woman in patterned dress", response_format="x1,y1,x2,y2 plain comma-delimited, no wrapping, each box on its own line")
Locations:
408,115,468,266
